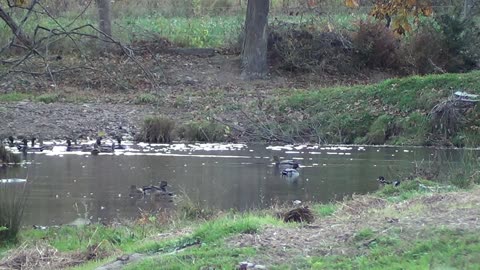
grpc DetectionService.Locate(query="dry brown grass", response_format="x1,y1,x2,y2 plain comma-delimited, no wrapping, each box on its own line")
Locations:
228,188,480,265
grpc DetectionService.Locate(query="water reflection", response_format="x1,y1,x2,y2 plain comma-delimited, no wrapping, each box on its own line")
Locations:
0,143,477,226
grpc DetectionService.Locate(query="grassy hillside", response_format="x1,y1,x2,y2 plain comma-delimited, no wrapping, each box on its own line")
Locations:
266,71,480,146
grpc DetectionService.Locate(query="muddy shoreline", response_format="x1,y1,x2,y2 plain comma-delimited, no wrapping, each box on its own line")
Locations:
1,101,156,141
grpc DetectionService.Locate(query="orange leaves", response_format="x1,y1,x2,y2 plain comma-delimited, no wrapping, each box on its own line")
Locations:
348,0,433,35
372,0,432,34
13,0,28,7
345,0,359,8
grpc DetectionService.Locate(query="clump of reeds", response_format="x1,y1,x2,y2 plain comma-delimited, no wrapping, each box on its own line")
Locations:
137,116,176,143
0,182,28,243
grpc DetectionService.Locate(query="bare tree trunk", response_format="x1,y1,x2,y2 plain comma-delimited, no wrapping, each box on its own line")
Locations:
463,0,473,19
96,0,112,37
0,4,31,47
241,0,269,79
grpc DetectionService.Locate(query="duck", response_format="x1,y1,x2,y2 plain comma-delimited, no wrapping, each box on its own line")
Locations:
114,136,126,150
377,176,401,187
7,136,15,147
16,138,44,152
90,137,115,155
142,181,174,196
273,155,300,169
66,139,84,152
281,168,300,178
129,181,174,197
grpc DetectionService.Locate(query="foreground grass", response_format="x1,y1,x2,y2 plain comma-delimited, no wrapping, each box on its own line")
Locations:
288,229,480,270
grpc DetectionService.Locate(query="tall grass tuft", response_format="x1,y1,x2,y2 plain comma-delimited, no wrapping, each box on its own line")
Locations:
137,116,176,143
0,182,28,243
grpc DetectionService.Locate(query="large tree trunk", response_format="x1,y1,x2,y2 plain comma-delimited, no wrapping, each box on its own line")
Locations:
242,0,269,79
96,0,112,37
0,5,32,47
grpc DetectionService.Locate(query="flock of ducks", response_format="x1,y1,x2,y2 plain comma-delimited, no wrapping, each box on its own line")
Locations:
5,137,401,187
6,136,126,155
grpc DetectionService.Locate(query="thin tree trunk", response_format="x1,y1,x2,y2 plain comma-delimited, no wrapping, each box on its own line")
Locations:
242,0,269,79
463,0,473,19
96,0,112,37
0,5,31,47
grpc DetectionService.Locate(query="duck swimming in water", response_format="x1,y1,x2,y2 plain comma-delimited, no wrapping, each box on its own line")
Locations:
273,155,300,169
17,138,44,152
377,176,401,187
281,168,300,178
129,181,174,197
66,139,84,152
90,137,114,155
7,136,15,147
114,136,126,150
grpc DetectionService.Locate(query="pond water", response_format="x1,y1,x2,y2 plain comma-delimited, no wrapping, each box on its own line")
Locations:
0,142,475,226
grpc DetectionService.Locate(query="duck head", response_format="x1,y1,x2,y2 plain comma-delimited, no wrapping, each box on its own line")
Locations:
8,136,14,144
66,139,72,147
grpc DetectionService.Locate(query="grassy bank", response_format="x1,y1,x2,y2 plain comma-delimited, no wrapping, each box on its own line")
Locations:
1,179,479,269
260,71,480,146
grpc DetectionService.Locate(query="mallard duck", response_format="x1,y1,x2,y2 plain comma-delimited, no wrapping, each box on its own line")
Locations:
377,176,401,187
142,181,173,196
7,136,15,147
273,155,300,169
114,136,126,150
17,138,44,152
90,137,114,154
281,168,300,178
66,139,84,152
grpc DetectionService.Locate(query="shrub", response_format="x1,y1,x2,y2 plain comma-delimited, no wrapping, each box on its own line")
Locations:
364,114,396,144
0,182,28,243
138,116,175,143
436,15,480,72
178,120,226,142
351,20,401,69
268,22,355,73
402,23,447,75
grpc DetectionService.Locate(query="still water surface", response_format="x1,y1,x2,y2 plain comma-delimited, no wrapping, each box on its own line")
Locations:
0,143,473,226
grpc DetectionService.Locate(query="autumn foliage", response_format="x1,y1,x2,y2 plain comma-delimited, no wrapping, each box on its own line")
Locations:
346,0,433,34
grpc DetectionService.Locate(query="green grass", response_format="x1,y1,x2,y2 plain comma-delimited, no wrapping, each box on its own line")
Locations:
0,92,32,102
302,229,480,270
135,213,283,254
35,93,62,103
311,203,336,217
126,213,282,270
271,71,480,146
20,223,164,253
134,93,158,104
